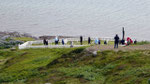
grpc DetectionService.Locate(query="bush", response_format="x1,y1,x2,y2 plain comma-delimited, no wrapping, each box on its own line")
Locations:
0,40,23,49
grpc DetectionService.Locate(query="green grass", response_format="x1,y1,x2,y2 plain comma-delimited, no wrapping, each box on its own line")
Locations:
0,47,150,84
0,47,85,83
12,37,35,42
136,41,150,45
46,50,150,84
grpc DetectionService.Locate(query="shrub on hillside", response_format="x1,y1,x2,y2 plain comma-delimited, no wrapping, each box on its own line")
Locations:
0,40,23,49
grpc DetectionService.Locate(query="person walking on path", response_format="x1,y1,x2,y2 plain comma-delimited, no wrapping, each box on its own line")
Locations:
62,39,65,45
88,37,91,44
80,36,83,45
114,34,120,48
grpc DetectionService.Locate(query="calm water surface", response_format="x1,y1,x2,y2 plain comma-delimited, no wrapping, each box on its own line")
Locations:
0,0,150,40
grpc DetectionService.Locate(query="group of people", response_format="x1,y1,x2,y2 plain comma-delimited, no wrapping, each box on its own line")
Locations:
43,35,137,48
43,39,48,45
114,34,137,48
43,37,68,45
55,37,68,45
80,36,107,45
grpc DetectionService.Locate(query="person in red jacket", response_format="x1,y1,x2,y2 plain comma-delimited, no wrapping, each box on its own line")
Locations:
127,37,133,45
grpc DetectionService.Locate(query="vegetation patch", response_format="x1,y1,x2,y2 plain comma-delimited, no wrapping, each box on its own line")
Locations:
0,47,150,84
136,41,150,45
0,48,83,83
12,37,35,42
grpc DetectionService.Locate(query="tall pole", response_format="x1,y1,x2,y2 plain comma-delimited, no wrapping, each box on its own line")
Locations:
122,27,125,40
122,27,125,45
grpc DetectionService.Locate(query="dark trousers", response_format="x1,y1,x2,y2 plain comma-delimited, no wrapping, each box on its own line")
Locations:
88,41,91,44
114,42,119,48
62,41,64,45
55,41,58,45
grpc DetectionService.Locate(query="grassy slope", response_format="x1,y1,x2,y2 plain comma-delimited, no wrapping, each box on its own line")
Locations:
0,48,150,84
12,37,35,42
0,48,84,84
39,50,150,84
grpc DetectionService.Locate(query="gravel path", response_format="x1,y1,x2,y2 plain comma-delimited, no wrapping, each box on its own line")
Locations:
86,44,150,52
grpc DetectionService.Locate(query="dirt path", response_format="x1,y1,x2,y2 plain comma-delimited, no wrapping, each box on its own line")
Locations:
86,44,150,52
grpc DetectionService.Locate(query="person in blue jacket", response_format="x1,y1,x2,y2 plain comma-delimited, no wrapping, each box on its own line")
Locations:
62,39,65,45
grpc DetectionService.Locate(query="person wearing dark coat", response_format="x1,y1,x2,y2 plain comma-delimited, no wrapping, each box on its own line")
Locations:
98,39,101,45
43,39,48,45
121,40,125,45
88,37,91,44
134,40,137,44
80,36,83,45
55,37,59,45
43,39,47,45
46,40,48,45
104,40,107,45
58,38,59,44
114,34,120,48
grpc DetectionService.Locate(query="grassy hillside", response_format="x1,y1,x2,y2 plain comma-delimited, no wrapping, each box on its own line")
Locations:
0,47,150,84
0,48,85,84
12,37,35,42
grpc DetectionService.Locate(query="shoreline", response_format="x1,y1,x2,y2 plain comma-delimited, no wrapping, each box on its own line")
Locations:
0,31,149,41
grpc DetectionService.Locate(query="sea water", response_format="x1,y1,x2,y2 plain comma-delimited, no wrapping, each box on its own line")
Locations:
0,0,150,41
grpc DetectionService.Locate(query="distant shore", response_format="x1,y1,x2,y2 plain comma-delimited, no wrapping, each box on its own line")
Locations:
0,31,149,42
